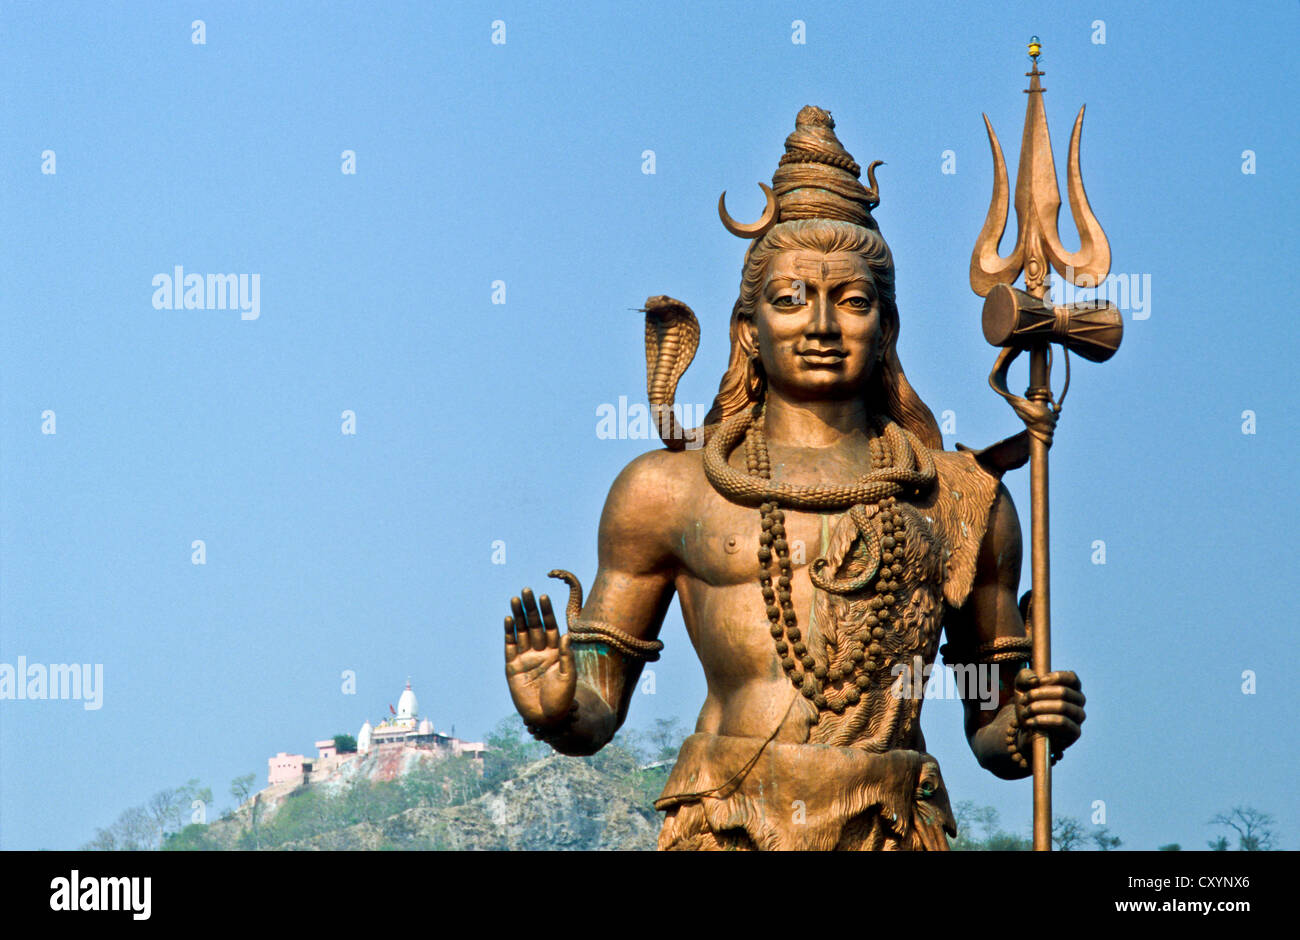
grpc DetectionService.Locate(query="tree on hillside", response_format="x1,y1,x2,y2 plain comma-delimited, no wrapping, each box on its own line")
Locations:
143,779,211,846
84,805,154,851
1209,806,1276,851
1052,816,1086,851
647,718,685,763
228,772,261,846
949,802,1030,851
230,773,256,808
483,715,545,789
1091,826,1122,851
83,779,211,850
334,734,357,753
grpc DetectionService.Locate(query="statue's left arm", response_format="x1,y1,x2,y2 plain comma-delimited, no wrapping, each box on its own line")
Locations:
948,482,1086,780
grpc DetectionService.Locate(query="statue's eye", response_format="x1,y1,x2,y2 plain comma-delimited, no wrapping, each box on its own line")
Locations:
772,295,803,308
841,295,872,309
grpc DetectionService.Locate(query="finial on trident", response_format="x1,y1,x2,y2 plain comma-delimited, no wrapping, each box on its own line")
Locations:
968,37,1122,853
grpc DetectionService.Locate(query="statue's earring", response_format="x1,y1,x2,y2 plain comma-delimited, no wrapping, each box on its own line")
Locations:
744,349,764,398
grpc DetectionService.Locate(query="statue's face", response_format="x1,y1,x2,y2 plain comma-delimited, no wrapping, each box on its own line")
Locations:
746,249,883,401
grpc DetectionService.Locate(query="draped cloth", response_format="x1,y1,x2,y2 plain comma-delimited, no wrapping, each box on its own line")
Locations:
656,733,956,851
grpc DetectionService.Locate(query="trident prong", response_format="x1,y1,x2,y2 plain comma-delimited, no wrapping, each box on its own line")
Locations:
969,49,1110,300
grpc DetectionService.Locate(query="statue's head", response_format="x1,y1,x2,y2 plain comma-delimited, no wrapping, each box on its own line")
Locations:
706,107,941,449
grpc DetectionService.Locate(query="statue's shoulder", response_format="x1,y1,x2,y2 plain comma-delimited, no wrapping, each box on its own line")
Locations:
601,446,704,531
612,445,703,489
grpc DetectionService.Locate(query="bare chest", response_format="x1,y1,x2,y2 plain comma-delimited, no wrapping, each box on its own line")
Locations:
673,442,913,585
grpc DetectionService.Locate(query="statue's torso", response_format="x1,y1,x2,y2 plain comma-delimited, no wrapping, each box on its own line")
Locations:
656,435,999,750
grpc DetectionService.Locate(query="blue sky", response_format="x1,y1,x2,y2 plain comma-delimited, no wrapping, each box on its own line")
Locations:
1,1,1296,851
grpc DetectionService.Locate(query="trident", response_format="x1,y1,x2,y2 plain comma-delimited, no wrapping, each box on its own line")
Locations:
969,37,1122,851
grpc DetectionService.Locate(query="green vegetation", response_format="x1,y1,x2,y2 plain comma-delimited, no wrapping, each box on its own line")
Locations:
162,821,225,851
333,734,358,754
949,802,1031,850
84,779,213,850
1047,815,1121,850
954,805,1275,852
952,805,1123,851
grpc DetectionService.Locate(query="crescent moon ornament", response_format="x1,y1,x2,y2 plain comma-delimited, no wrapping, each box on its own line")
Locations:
718,182,779,239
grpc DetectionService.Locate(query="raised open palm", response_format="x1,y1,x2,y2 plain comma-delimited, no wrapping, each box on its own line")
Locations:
504,588,576,727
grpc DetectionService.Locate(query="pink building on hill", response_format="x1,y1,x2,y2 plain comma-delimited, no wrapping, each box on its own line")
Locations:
266,679,485,786
268,752,306,785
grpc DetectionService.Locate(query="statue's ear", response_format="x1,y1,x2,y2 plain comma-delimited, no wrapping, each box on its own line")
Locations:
737,316,759,360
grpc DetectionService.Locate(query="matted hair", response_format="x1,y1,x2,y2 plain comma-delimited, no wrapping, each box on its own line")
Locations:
703,218,943,450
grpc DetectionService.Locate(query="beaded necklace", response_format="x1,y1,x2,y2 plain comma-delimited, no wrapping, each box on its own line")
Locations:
718,403,935,721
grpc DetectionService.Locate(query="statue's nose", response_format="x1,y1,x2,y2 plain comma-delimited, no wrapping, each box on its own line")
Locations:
807,293,838,335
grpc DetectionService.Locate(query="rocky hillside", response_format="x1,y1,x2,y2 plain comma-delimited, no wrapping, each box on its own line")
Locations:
156,721,677,851
276,756,662,851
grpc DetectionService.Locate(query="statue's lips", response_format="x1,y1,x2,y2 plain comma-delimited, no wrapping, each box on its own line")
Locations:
797,348,848,365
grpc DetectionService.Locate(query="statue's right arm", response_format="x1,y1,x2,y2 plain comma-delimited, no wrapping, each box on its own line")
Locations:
526,451,681,756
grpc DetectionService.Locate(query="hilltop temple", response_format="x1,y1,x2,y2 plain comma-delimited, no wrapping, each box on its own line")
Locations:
267,679,485,785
